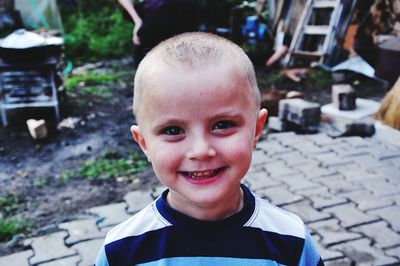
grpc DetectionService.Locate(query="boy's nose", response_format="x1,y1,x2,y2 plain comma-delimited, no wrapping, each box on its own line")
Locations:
186,136,216,160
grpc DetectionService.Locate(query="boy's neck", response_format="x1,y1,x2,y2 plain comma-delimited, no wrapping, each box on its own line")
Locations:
166,187,244,221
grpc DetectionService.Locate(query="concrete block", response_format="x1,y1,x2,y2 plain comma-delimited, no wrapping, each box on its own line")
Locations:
152,185,167,199
283,200,331,224
356,177,400,197
87,202,131,228
250,149,269,166
293,162,338,179
310,152,354,167
24,231,76,265
0,249,33,266
323,203,379,229
332,238,398,265
244,171,282,191
332,84,356,110
257,186,304,206
265,161,300,178
351,221,400,249
299,187,348,209
38,256,81,266
73,238,104,266
319,174,364,194
385,246,400,259
124,190,153,213
256,141,294,156
280,174,321,191
312,234,345,261
275,151,311,167
342,190,394,211
59,218,105,245
26,119,48,139
368,205,400,232
308,219,362,246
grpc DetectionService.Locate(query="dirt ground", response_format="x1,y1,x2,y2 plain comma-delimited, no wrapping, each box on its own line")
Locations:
0,58,388,256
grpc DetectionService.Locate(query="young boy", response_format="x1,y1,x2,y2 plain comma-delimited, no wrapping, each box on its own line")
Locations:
95,32,324,266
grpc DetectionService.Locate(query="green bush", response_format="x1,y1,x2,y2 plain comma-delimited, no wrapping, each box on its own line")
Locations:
60,1,133,63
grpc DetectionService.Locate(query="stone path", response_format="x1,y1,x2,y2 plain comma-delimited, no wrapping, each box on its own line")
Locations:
1,124,400,265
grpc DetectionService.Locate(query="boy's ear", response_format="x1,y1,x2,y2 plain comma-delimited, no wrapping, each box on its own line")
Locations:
130,125,149,155
253,108,268,148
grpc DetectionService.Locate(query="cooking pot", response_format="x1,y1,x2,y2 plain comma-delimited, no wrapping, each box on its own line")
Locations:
0,29,63,63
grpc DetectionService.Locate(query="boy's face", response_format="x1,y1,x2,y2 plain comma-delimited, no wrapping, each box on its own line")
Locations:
132,63,267,220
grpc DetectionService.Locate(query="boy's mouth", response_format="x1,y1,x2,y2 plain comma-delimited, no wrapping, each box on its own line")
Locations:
181,167,226,180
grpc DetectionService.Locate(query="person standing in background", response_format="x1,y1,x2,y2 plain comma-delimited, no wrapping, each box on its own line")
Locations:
118,0,198,66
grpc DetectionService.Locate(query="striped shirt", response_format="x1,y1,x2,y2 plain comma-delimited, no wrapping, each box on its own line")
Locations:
95,185,324,266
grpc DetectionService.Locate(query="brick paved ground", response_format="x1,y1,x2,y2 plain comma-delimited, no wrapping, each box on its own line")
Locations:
1,124,400,265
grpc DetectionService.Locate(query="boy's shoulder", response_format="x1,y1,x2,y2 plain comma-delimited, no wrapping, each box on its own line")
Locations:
248,194,306,239
103,199,170,245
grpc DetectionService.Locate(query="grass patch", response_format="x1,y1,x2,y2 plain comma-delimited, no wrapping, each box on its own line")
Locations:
65,71,126,98
0,216,31,242
58,151,147,183
0,193,20,217
0,193,31,242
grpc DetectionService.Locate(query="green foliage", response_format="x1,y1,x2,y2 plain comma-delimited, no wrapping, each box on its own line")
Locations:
61,2,133,63
58,151,147,183
0,216,31,242
65,71,125,98
0,193,31,242
0,193,20,217
78,152,147,181
307,69,333,89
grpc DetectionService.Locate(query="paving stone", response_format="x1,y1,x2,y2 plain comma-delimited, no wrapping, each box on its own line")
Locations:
368,205,400,232
294,162,338,179
257,186,304,206
24,231,76,265
328,162,363,173
38,255,81,266
385,246,400,259
283,200,331,224
341,169,382,182
327,143,367,158
59,218,105,245
323,203,379,229
319,174,364,194
152,185,167,198
347,154,393,169
244,171,282,191
124,190,153,213
274,151,311,166
264,161,300,178
87,202,131,228
279,174,321,191
312,234,345,261
250,149,269,166
256,141,294,156
341,136,371,148
324,257,353,266
310,152,354,167
267,132,304,146
73,238,104,266
355,177,400,197
351,221,400,249
304,133,341,146
0,249,33,266
298,186,348,209
370,165,400,185
291,140,332,155
308,219,362,246
332,238,398,265
341,190,394,211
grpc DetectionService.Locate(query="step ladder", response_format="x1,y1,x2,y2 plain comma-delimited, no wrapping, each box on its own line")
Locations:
283,0,343,67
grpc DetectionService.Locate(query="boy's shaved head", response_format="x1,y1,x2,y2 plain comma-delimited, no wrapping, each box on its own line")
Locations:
133,32,260,120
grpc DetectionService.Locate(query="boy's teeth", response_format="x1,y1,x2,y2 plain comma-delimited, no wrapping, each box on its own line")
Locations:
187,170,216,179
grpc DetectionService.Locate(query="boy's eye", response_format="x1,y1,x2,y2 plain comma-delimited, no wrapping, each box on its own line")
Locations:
161,126,184,136
213,120,236,131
